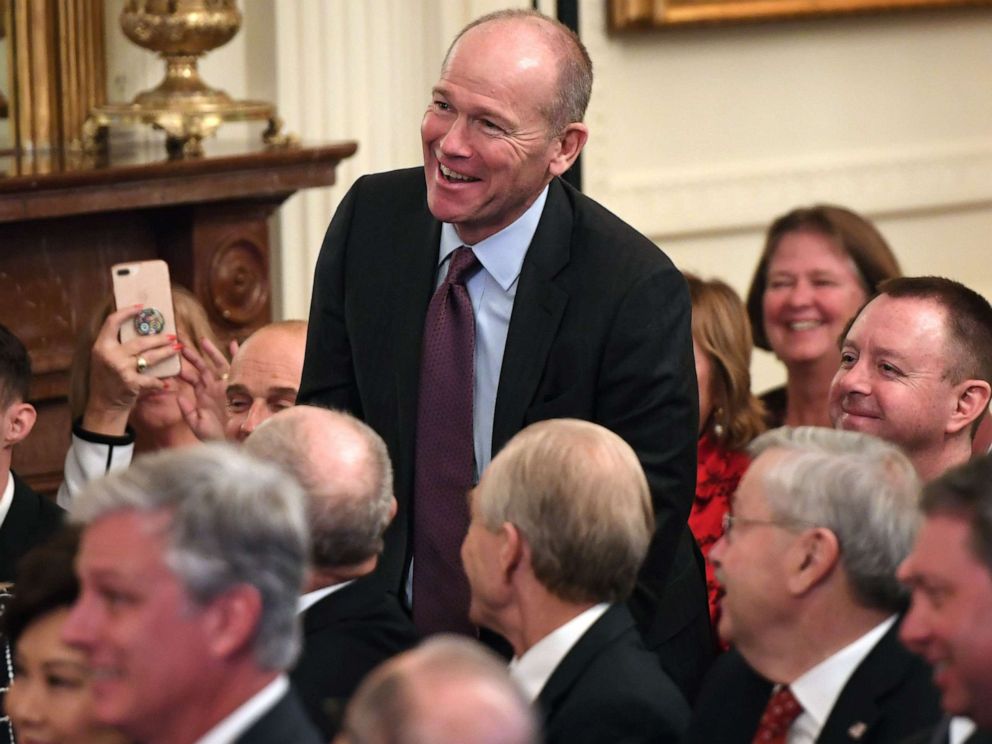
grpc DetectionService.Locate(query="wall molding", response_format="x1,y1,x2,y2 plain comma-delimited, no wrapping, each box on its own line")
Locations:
586,140,992,240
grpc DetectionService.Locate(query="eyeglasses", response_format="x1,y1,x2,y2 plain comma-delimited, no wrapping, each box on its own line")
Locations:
721,512,815,538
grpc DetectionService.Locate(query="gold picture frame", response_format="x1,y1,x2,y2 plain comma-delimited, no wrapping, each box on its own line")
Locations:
610,0,992,28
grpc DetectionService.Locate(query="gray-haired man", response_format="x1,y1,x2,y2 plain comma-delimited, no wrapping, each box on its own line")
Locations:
63,443,321,744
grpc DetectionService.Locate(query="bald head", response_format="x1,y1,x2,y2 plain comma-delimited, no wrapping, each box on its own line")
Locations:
244,406,395,572
338,636,539,744
225,320,307,442
444,9,592,135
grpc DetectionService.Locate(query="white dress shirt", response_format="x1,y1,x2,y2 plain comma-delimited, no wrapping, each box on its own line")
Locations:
0,471,13,532
787,615,898,743
194,674,288,744
297,579,354,614
950,717,978,744
508,603,610,702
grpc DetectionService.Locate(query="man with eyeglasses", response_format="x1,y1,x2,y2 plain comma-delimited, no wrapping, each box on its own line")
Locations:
686,426,941,744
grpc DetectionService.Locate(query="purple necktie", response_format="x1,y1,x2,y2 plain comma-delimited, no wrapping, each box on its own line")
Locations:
412,246,480,636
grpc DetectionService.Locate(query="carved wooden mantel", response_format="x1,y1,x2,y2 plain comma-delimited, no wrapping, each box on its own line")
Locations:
1,140,358,493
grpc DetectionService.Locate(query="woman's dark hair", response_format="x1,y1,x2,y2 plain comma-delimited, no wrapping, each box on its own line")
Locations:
3,527,82,647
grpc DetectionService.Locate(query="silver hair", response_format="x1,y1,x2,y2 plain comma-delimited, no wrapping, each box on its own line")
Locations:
245,406,395,567
71,442,309,670
342,635,539,744
477,419,653,604
749,426,921,612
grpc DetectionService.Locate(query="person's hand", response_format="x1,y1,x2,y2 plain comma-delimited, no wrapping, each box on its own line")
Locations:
177,337,235,442
82,305,182,436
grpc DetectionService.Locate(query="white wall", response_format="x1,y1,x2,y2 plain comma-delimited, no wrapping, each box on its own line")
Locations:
103,0,992,391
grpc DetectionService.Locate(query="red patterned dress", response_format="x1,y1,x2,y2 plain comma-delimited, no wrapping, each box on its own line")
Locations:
689,432,750,625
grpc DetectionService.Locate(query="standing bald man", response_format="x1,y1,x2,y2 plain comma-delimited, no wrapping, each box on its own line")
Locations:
299,9,707,696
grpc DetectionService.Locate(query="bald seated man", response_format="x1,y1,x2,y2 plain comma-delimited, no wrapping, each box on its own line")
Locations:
336,635,539,744
58,319,307,506
244,406,418,739
829,276,992,482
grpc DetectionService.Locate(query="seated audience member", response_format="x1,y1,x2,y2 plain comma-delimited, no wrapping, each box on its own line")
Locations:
687,427,940,744
337,635,539,744
0,323,63,582
830,276,992,482
684,273,766,623
462,418,689,744
58,287,228,506
63,444,321,744
244,406,418,739
58,317,307,505
746,204,901,428
4,527,128,744
898,454,992,743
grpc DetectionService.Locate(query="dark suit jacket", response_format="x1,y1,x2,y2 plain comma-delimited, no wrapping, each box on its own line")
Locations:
290,575,419,739
298,167,707,684
537,603,689,744
686,619,942,744
235,687,322,744
0,471,65,582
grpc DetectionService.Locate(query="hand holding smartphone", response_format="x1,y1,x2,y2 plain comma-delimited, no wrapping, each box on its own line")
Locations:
111,260,182,378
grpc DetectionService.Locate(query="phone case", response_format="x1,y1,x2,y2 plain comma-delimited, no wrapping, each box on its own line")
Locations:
111,260,181,378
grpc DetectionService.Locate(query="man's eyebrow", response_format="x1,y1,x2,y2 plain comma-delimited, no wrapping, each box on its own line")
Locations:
267,387,299,398
226,383,251,396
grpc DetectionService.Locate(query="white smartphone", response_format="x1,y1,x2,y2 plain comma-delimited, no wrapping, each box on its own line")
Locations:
111,260,181,378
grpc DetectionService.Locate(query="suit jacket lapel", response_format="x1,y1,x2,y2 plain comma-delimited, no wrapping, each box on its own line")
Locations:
818,621,914,742
492,178,571,455
536,604,631,726
391,207,442,487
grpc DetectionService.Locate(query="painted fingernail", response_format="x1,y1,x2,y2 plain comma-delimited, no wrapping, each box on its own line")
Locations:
167,334,177,341
173,342,184,350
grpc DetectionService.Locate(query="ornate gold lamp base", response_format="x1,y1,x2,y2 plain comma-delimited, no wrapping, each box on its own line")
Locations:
84,1,297,158
83,98,295,159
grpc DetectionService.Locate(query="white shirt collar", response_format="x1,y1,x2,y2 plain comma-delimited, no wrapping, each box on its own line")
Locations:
950,717,978,744
194,675,288,744
788,615,897,742
297,579,355,614
0,471,14,532
439,183,549,292
508,603,610,702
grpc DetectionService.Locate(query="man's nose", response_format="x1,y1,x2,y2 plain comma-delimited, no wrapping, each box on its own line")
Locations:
239,400,267,440
438,116,472,158
62,595,97,650
835,357,870,396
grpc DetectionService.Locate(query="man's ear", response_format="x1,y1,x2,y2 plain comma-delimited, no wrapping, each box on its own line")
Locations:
947,380,991,436
203,584,263,661
548,123,589,178
2,402,36,448
499,522,525,582
786,528,840,596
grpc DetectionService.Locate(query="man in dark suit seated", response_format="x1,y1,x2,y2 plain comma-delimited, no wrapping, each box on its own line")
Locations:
297,8,711,696
63,444,321,744
339,635,539,744
687,427,941,744
244,406,418,738
461,418,689,744
0,323,64,582
898,455,992,744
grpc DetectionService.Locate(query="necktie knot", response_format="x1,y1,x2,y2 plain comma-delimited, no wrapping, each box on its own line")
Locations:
445,246,479,286
752,686,803,744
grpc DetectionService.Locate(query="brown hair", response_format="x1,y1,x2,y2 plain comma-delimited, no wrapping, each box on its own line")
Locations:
68,285,221,419
685,273,766,450
746,204,901,351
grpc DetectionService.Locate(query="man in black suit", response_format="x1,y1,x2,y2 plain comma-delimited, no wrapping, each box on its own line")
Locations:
63,444,321,744
340,635,538,744
0,323,63,582
461,419,689,744
687,427,941,744
245,406,418,738
298,7,707,692
898,455,992,744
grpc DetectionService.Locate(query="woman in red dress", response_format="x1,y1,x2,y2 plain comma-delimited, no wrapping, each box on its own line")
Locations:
685,274,767,626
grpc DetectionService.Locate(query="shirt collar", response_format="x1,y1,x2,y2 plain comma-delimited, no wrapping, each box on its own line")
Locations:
439,183,549,292
790,615,897,733
508,602,610,702
0,471,14,532
194,675,288,744
297,579,355,614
